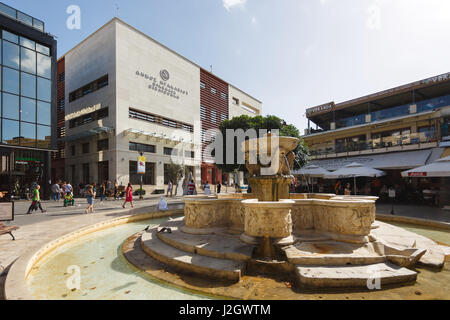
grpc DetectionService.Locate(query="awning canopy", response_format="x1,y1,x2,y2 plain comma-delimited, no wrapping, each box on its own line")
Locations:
401,155,450,177
309,149,434,171
324,162,386,179
292,165,330,177
63,127,114,142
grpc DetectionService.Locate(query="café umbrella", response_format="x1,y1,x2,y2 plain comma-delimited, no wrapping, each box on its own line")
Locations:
293,165,331,193
401,155,450,178
324,162,386,195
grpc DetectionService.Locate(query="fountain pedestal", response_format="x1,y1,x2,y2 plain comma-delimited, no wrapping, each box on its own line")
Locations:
248,176,293,202
241,199,295,248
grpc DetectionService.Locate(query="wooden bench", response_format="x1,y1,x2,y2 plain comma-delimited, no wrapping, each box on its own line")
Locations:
0,202,19,241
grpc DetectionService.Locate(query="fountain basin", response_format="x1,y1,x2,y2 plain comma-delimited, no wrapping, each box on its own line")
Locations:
242,199,294,239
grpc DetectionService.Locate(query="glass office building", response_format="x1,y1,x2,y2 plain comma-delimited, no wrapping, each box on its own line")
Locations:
0,3,56,199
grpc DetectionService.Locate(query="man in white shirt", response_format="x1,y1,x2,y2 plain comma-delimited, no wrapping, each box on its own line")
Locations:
65,182,73,196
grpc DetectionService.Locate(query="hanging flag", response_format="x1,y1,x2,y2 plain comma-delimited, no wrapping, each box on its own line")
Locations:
137,156,146,174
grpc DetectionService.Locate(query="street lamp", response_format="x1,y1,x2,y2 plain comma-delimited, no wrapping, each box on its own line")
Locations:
139,152,145,200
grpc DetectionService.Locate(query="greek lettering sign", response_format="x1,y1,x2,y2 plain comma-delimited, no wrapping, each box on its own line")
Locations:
135,70,189,100
137,156,146,174
306,102,335,117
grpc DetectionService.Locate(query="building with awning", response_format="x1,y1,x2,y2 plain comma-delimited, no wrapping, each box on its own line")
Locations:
302,72,450,200
309,148,445,171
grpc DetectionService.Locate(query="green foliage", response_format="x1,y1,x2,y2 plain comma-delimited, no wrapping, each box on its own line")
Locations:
216,115,310,173
134,189,146,196
165,162,185,183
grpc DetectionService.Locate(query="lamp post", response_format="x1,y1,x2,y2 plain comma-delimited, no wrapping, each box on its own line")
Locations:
138,152,145,200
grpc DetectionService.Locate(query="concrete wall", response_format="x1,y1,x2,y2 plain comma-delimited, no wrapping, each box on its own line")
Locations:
228,85,262,119
115,20,202,191
64,21,117,186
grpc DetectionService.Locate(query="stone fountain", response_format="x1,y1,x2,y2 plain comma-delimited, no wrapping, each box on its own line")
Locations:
138,134,447,289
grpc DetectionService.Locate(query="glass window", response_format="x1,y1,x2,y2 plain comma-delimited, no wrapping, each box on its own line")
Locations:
35,43,49,56
82,143,90,154
20,37,35,50
21,72,36,98
21,97,36,123
37,125,51,149
0,3,17,20
2,31,18,44
129,161,155,185
2,119,20,145
17,12,33,27
20,122,36,147
37,77,51,102
37,53,51,78
21,47,36,74
3,93,19,120
3,67,19,94
97,139,109,151
33,19,44,32
37,101,51,125
200,82,206,89
3,41,19,69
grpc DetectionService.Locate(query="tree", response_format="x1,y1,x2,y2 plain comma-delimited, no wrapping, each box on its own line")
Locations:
215,115,310,173
165,162,185,193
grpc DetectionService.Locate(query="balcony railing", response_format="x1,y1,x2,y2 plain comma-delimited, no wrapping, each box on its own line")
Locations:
309,132,438,157
0,2,44,32
323,94,450,131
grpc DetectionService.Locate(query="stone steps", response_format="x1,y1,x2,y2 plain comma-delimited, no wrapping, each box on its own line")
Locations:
284,241,386,266
295,262,417,288
141,228,245,282
156,224,254,262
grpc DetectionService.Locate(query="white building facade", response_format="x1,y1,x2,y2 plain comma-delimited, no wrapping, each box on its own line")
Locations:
62,18,261,194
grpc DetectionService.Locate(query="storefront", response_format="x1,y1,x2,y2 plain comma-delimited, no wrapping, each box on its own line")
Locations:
0,147,51,199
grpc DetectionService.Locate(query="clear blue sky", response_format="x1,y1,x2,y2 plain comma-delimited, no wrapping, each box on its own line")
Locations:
6,0,450,133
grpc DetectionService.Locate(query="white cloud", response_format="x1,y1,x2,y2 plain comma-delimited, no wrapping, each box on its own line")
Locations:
251,16,256,24
223,0,247,11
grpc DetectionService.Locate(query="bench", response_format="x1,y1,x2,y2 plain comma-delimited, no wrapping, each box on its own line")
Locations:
0,202,19,241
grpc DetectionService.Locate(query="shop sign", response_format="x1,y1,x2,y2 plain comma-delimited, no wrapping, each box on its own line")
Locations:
388,188,396,198
408,172,427,177
306,102,335,116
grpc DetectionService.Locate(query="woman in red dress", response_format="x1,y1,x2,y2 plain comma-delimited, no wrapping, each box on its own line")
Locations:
122,183,134,208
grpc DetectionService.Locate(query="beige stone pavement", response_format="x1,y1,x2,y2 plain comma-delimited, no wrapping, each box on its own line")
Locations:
1,195,449,300
0,197,186,299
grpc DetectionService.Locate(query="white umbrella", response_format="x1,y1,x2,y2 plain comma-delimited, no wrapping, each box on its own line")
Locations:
401,156,450,178
293,165,331,193
324,162,386,195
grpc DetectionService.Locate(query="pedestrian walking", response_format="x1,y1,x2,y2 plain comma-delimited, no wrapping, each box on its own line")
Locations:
114,179,119,200
26,185,47,214
99,181,107,202
51,181,61,202
204,181,211,195
167,180,173,198
187,180,196,195
122,183,134,208
85,185,95,214
344,183,352,196
65,181,73,197
217,182,222,194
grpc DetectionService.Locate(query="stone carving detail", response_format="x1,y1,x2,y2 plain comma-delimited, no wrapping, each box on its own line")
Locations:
291,200,376,238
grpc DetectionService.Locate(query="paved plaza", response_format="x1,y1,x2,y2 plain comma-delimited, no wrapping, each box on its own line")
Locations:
1,194,449,300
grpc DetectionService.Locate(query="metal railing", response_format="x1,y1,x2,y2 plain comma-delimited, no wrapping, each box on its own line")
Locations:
0,2,44,32
309,132,438,157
